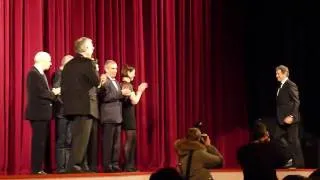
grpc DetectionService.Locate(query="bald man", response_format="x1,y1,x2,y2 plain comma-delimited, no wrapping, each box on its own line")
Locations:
52,55,73,173
25,51,60,174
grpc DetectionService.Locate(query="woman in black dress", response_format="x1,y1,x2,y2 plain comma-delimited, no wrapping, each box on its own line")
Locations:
120,65,147,172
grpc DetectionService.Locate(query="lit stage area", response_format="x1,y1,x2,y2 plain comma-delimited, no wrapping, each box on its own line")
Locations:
0,169,314,180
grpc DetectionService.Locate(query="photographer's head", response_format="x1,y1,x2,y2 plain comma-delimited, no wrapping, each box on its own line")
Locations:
251,122,270,143
186,128,202,141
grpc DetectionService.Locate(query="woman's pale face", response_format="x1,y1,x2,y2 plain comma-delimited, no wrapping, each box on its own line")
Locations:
128,69,136,81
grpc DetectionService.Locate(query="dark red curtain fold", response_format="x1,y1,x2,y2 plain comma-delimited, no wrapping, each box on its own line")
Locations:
0,0,248,174
0,0,9,174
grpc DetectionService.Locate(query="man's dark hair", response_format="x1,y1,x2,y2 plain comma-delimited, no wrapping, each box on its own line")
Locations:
149,167,183,180
251,122,268,140
275,65,290,77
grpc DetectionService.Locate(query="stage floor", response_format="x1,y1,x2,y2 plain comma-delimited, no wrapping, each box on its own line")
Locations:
0,169,315,180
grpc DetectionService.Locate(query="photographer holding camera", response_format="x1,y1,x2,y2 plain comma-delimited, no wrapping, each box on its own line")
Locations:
174,128,224,180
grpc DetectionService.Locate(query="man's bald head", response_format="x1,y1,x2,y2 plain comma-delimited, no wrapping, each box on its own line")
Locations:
60,55,73,69
34,51,52,70
34,51,51,63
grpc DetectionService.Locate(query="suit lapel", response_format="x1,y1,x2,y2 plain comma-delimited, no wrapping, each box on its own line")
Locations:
281,80,289,90
107,77,119,91
33,67,49,90
277,80,289,98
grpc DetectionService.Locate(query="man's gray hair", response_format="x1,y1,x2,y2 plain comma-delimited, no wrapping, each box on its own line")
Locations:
276,65,289,77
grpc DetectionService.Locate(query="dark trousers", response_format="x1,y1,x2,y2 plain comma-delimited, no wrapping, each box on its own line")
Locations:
67,116,92,170
274,123,305,167
86,118,98,171
124,130,137,169
55,117,72,172
30,120,49,173
102,123,121,169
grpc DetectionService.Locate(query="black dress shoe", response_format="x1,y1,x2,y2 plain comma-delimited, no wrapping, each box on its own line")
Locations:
56,169,67,174
32,170,47,175
67,165,84,173
89,168,98,173
125,168,138,172
112,166,122,172
82,169,96,173
104,168,115,173
81,166,95,173
283,158,293,168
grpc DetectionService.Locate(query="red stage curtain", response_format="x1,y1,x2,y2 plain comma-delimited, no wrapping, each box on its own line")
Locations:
0,0,248,174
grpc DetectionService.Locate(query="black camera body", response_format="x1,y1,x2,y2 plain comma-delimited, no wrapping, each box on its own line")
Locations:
194,121,203,130
194,121,207,144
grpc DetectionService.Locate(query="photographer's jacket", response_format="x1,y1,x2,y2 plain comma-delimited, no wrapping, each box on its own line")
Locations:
175,139,223,180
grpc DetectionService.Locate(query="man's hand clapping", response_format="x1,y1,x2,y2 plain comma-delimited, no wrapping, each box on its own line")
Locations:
100,74,107,85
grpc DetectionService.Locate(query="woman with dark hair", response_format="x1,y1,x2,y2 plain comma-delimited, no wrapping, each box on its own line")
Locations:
120,64,148,171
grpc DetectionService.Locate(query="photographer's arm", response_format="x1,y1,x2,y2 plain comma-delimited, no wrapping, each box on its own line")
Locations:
206,145,224,160
202,135,223,159
200,136,223,168
201,150,224,168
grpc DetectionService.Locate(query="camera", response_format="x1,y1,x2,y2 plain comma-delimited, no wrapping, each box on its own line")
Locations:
194,121,203,130
194,121,207,144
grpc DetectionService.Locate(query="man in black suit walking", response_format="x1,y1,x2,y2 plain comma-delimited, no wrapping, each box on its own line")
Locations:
61,37,100,173
26,51,60,174
275,65,304,168
99,60,131,172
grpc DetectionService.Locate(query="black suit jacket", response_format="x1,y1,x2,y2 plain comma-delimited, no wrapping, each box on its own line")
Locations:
99,78,123,124
25,67,56,121
61,54,100,116
276,79,300,125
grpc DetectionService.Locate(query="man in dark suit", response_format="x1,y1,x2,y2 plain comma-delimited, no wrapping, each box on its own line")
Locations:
274,65,304,168
83,59,100,172
52,55,73,173
99,60,131,172
61,37,100,173
26,51,60,174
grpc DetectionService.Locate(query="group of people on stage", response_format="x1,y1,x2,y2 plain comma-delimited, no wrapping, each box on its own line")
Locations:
25,35,305,178
25,37,147,174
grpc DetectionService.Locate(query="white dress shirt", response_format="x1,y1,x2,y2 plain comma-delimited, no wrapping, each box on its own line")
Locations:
108,76,119,91
34,64,44,74
277,77,288,96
